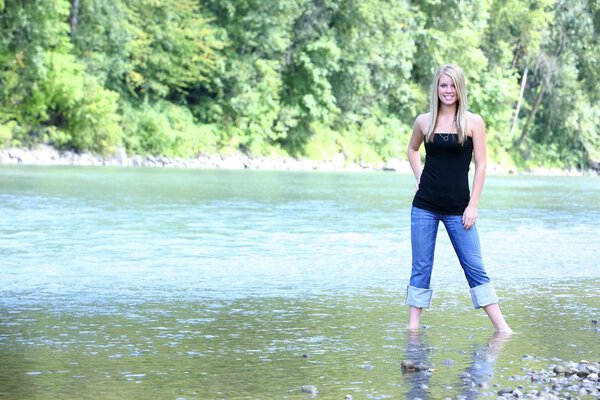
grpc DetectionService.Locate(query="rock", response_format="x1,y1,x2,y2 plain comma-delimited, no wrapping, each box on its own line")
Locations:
113,146,129,166
498,387,513,395
553,365,566,375
131,155,144,166
414,362,429,372
300,385,318,394
382,158,410,173
577,369,590,378
401,360,415,372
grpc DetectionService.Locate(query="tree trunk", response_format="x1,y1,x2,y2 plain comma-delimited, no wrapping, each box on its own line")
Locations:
511,38,521,69
509,66,528,140
70,0,79,42
516,83,545,148
515,39,563,149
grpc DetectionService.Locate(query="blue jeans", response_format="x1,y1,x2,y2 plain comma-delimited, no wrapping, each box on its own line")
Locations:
406,206,499,309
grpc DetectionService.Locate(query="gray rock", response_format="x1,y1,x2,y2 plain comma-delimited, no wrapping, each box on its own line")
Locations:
459,372,472,379
401,360,415,371
498,387,513,395
553,365,566,375
300,385,318,394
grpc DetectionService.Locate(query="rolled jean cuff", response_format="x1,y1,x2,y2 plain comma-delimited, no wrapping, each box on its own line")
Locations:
470,282,499,309
406,285,433,308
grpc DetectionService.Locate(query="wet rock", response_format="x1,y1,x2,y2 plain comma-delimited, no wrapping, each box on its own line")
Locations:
577,369,590,378
401,360,415,372
414,362,429,372
498,387,513,395
300,385,318,394
553,365,566,375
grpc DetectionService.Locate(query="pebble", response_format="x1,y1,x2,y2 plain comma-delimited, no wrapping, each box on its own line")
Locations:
401,360,415,372
552,365,566,375
300,385,318,394
510,360,600,399
396,359,600,399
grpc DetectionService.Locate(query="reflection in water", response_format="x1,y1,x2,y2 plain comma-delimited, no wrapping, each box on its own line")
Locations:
456,332,512,399
403,332,512,399
403,331,432,399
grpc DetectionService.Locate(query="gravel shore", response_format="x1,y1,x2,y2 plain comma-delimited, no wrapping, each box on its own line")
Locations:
398,359,600,399
0,145,597,176
489,359,599,399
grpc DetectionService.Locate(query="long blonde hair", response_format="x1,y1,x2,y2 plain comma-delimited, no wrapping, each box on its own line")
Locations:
426,64,469,144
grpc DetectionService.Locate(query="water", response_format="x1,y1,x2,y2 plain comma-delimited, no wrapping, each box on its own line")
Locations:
1,166,599,399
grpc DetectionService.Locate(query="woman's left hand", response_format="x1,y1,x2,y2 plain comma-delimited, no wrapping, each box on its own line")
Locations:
462,205,478,229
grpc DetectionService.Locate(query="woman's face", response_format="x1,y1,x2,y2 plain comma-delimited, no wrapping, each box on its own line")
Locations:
437,73,457,106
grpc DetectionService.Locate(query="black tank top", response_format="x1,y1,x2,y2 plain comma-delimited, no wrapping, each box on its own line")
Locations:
412,133,473,215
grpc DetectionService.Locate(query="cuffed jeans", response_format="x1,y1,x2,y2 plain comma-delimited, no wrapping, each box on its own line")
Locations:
406,206,499,309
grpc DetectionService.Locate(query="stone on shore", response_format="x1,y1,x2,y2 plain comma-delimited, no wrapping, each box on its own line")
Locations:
1,146,598,175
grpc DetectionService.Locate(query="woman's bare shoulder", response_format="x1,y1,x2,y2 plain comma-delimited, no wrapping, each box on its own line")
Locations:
467,112,485,125
467,112,485,137
415,112,431,122
414,113,430,131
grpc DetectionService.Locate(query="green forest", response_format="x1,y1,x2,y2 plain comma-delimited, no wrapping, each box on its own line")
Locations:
1,0,599,170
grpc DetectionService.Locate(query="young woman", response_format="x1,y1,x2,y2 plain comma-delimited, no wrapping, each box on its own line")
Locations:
406,63,512,333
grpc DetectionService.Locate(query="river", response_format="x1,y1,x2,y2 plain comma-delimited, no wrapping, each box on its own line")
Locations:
1,166,598,399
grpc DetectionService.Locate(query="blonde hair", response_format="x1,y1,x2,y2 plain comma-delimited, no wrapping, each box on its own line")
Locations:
426,63,469,144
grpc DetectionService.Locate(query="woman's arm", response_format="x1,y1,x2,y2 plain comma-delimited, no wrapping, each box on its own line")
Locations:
407,115,426,190
463,114,487,229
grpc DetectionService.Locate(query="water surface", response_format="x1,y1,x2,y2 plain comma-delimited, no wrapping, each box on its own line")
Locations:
1,166,599,399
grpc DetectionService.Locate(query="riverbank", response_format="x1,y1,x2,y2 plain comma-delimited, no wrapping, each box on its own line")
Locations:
0,145,597,176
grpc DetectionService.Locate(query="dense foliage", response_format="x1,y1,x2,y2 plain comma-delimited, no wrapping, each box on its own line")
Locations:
1,0,599,169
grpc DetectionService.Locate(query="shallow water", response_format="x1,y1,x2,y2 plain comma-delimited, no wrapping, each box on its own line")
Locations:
0,166,599,399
